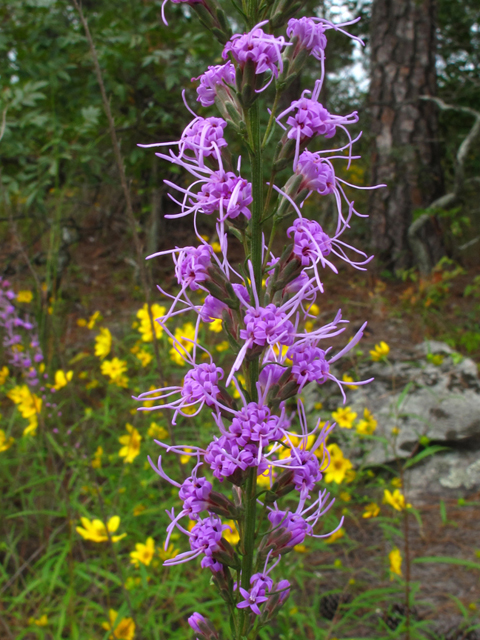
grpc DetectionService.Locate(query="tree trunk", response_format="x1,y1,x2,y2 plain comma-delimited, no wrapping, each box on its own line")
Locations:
368,0,444,272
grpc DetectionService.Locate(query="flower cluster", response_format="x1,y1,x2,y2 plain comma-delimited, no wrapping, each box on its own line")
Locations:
137,6,380,638
0,279,43,386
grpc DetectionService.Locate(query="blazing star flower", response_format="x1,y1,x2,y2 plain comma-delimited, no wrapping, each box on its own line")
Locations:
175,245,214,291
222,22,289,91
193,62,236,107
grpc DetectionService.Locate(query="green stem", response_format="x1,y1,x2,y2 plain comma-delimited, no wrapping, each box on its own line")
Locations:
248,100,263,300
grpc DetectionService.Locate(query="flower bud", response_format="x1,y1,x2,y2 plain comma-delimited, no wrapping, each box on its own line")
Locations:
188,612,219,639
207,491,241,519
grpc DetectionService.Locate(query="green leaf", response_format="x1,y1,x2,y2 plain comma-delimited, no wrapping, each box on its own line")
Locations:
413,556,480,571
403,445,449,469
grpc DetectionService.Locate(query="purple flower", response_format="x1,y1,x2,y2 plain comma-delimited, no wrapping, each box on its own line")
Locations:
222,23,288,84
287,218,332,267
190,515,225,559
268,510,311,548
193,62,236,107
204,436,262,480
182,117,228,161
229,402,283,448
287,341,329,390
296,150,335,195
182,363,223,406
200,295,229,323
188,612,207,634
287,17,327,60
240,305,295,349
175,244,213,291
236,585,269,616
196,171,252,220
289,449,322,496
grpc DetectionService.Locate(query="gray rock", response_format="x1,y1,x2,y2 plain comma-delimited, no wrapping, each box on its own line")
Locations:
304,341,480,466
405,451,480,501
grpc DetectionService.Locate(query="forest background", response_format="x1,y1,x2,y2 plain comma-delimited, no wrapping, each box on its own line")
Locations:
1,0,480,639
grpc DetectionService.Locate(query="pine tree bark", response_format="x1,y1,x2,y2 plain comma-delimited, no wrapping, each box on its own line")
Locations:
368,0,444,272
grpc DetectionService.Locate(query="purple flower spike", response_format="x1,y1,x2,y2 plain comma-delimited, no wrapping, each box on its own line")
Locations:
193,62,236,107
188,612,207,634
182,117,228,161
175,244,213,291
241,305,295,349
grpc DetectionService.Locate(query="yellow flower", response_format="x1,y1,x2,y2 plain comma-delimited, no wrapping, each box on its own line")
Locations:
370,341,390,361
342,373,358,390
326,528,345,544
101,358,128,384
147,422,168,439
91,446,103,469
87,310,102,330
28,614,48,627
256,468,273,487
135,349,153,367
305,320,314,332
223,520,240,545
314,401,323,410
392,426,400,436
391,477,402,488
76,318,87,327
169,322,196,365
0,366,9,385
158,543,180,562
389,547,402,579
309,303,320,316
130,537,155,567
339,492,351,502
0,430,15,453
294,544,308,553
133,504,146,517
17,290,33,303
216,340,229,353
95,327,112,359
53,369,73,390
211,241,222,253
209,318,223,333
356,408,377,436
231,374,246,399
332,406,357,429
180,448,193,464
76,516,126,543
23,415,38,437
137,303,166,342
362,503,380,519
102,609,135,640
324,444,353,484
118,424,141,463
7,385,42,423
383,489,411,511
